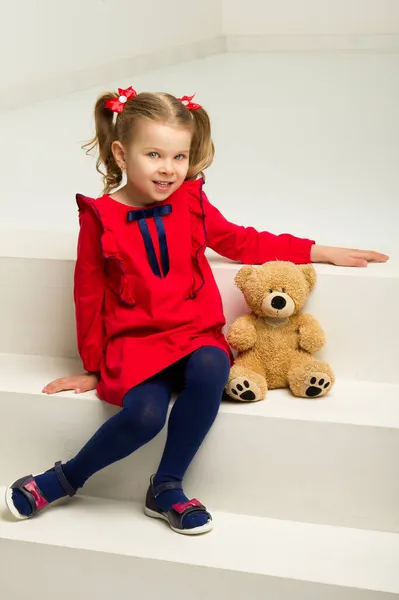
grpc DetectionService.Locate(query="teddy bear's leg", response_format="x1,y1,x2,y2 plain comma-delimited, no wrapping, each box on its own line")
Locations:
287,355,335,399
226,364,268,402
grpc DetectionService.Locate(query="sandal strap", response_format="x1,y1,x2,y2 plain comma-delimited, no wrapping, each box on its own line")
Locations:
151,475,183,498
172,498,205,515
12,475,49,515
54,461,76,497
170,499,211,530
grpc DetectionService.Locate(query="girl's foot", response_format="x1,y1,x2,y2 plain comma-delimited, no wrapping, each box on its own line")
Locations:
144,476,212,535
5,462,76,520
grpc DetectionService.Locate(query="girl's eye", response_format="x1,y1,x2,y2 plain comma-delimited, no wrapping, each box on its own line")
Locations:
148,152,159,159
175,154,186,161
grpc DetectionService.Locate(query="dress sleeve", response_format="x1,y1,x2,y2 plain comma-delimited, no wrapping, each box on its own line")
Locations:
203,193,315,264
74,201,105,373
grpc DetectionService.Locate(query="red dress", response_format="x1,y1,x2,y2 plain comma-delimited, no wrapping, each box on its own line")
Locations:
75,179,315,407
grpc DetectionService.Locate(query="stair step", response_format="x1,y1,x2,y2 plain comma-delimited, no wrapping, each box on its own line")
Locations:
1,352,398,533
0,491,398,599
1,352,399,427
1,250,398,383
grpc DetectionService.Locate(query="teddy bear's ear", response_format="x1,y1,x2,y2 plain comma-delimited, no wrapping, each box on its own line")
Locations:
234,265,254,291
299,264,317,290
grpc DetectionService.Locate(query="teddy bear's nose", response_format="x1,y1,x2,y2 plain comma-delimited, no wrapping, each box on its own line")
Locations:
271,296,287,310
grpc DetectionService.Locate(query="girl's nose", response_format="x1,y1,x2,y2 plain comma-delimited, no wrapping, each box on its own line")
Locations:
159,160,174,175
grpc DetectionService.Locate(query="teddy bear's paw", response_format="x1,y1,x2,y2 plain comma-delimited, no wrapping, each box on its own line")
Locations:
227,377,263,402
304,372,332,398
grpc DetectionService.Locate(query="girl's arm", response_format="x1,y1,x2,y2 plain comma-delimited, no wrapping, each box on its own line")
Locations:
43,206,105,395
204,194,313,264
73,205,106,373
204,195,388,266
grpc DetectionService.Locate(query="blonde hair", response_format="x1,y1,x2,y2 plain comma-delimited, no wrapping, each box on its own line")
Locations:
83,91,215,194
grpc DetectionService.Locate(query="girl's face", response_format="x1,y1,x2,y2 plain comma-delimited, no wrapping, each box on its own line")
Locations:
113,119,192,206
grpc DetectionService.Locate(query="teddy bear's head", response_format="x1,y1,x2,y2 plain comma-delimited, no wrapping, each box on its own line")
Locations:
234,261,316,319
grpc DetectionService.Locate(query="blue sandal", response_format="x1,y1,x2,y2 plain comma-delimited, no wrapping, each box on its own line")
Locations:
144,476,213,535
5,461,76,520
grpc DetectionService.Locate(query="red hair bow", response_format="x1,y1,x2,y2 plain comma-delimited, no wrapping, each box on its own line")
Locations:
105,87,137,113
178,94,201,111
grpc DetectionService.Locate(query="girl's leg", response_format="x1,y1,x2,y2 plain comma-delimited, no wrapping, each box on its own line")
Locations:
10,373,173,518
151,346,230,529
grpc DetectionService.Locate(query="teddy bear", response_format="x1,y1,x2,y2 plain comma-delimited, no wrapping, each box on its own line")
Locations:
225,261,334,402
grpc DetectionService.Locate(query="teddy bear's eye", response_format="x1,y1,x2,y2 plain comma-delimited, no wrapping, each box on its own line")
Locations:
282,288,286,293
269,288,273,294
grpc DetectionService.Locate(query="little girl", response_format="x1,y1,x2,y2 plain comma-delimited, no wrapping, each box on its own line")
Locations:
5,86,388,535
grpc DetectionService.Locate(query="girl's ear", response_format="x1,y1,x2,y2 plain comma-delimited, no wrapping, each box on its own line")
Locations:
112,141,126,171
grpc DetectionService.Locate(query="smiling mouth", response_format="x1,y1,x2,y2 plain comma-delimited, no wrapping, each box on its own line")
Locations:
154,181,174,190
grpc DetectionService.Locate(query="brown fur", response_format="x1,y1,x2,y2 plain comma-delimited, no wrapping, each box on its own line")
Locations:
225,261,335,402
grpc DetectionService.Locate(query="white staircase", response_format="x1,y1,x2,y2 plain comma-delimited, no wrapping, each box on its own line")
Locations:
0,251,398,599
1,52,398,599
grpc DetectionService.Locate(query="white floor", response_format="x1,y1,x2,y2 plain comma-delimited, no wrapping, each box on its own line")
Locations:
0,52,398,253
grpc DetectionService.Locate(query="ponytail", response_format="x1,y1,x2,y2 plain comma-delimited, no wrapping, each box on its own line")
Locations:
82,93,123,194
187,107,215,181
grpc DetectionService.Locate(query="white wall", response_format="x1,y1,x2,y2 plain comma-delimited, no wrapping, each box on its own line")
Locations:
1,0,222,95
222,0,399,35
4,0,398,100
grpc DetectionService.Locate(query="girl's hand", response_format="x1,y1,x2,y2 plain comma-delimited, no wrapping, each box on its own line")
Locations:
42,373,99,395
311,245,389,267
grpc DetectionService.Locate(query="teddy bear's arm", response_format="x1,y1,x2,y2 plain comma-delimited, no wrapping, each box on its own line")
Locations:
227,314,258,351
296,313,326,353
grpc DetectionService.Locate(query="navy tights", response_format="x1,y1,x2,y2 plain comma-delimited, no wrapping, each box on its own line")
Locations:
12,347,230,529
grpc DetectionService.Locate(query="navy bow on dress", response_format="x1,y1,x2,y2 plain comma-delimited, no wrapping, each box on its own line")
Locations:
127,204,172,278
